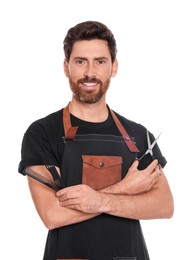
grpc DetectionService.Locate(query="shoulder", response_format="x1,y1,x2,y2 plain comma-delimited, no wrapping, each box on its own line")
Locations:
25,109,64,138
19,109,64,173
113,110,147,135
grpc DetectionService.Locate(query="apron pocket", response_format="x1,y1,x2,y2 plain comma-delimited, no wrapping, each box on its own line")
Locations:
82,155,122,190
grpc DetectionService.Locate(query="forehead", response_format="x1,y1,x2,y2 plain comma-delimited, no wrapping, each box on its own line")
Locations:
70,39,111,59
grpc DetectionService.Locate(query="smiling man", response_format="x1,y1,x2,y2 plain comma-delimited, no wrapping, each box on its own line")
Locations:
18,21,174,260
65,39,116,105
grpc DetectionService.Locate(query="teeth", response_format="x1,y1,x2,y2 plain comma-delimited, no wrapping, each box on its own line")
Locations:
83,82,97,86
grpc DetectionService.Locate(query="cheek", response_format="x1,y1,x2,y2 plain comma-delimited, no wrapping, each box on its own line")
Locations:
101,68,114,81
68,67,84,80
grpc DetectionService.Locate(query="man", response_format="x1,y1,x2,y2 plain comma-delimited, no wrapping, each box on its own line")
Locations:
18,21,174,260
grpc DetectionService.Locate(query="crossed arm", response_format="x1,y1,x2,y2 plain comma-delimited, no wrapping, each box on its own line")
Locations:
27,160,174,230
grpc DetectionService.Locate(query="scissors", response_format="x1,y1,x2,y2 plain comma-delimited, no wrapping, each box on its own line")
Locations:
138,130,162,161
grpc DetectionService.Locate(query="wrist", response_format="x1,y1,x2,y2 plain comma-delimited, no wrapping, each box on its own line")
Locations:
98,192,114,213
100,180,129,195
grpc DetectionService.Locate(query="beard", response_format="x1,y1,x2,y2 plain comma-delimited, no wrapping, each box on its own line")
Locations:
69,76,110,104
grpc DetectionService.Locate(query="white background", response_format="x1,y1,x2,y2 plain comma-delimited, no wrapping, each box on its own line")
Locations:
0,0,190,259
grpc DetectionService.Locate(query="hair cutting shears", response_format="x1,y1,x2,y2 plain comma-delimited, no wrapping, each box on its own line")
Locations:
138,130,162,161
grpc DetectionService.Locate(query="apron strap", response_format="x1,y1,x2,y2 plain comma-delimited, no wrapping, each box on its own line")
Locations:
109,109,140,153
63,103,78,139
63,103,139,153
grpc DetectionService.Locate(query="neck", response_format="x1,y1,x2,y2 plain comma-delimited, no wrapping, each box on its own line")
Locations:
69,97,108,122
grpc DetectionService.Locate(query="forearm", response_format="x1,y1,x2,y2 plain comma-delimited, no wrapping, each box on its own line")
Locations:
56,161,174,221
100,159,160,195
99,190,171,220
45,203,100,229
100,180,124,194
99,175,174,220
27,172,100,230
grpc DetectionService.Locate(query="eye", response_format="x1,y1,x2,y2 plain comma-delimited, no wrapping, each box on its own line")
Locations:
75,59,86,65
96,59,106,65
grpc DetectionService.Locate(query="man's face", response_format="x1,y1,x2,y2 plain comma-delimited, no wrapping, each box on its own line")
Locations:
64,39,118,103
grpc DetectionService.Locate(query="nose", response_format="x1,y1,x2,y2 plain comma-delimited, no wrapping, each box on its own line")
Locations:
83,63,96,78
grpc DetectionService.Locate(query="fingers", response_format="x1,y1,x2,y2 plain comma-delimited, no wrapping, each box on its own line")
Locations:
58,191,77,202
56,184,93,204
149,162,162,184
56,184,82,196
132,159,161,175
56,187,79,208
56,187,70,197
154,163,162,175
132,159,160,171
130,159,139,170
146,159,158,173
56,186,79,200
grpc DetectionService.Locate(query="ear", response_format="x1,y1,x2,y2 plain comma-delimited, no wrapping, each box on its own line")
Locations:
111,59,118,78
64,59,69,78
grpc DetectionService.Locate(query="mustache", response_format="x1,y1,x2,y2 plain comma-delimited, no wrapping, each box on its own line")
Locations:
78,77,102,84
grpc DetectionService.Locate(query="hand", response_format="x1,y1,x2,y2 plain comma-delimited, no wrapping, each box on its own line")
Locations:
118,159,161,195
56,184,105,213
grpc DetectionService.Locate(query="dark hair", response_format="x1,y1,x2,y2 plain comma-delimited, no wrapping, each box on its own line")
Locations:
63,21,117,63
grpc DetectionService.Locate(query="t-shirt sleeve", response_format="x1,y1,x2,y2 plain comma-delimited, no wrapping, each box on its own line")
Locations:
18,121,59,175
138,130,167,170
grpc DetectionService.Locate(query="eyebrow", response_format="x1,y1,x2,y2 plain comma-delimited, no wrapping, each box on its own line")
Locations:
74,57,109,61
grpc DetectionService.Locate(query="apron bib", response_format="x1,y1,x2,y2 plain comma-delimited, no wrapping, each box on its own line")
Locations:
43,104,150,260
61,104,139,189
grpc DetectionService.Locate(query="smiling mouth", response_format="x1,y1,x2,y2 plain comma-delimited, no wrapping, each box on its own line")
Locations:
80,81,100,90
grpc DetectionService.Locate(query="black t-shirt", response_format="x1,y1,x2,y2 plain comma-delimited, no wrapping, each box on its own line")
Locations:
18,107,167,260
18,107,166,174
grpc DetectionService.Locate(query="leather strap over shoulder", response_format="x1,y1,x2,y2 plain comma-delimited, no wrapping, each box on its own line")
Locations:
110,109,140,153
63,103,78,139
63,103,139,153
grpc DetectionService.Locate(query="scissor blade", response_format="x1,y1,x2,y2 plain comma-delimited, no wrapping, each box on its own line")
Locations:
150,132,162,150
138,131,162,161
146,130,153,156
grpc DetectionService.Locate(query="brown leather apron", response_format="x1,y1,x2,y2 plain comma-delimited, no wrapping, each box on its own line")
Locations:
43,104,149,260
